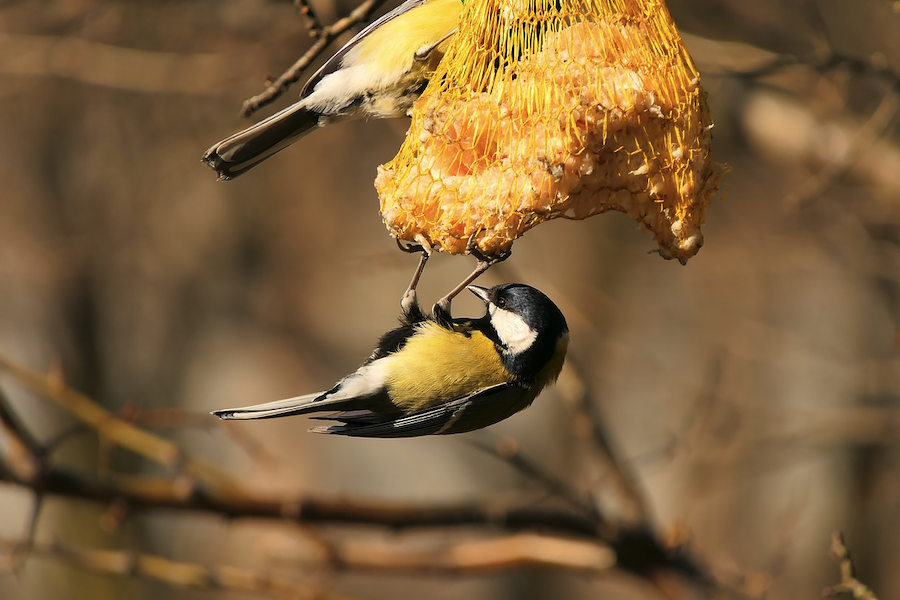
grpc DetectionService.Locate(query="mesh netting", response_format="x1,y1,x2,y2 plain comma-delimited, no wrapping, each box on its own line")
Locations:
375,0,717,262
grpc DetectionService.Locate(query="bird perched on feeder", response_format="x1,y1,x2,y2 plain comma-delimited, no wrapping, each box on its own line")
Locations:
212,282,568,438
203,0,463,180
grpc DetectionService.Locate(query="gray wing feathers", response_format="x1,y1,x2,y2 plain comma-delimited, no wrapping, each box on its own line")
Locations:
310,383,523,437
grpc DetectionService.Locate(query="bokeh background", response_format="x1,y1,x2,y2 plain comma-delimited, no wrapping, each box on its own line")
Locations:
1,0,899,598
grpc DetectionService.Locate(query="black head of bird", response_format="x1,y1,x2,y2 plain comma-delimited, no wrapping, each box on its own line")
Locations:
212,283,568,438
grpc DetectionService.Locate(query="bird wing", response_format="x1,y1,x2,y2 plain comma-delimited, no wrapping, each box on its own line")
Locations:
310,382,531,437
300,0,432,97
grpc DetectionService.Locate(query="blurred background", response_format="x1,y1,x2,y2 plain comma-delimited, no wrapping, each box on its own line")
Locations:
0,0,898,598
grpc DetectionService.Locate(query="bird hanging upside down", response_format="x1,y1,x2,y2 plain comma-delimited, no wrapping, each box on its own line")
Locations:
212,283,568,438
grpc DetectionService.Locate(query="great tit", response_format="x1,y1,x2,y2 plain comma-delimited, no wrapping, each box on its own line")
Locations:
203,0,462,180
212,283,568,437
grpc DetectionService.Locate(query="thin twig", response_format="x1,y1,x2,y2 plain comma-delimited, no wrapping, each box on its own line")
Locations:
0,459,602,538
558,357,654,526
466,436,604,522
0,389,45,572
632,354,728,471
0,386,42,455
116,405,280,468
0,453,708,583
0,536,357,600
0,356,243,494
0,388,41,485
240,0,391,116
294,0,325,36
0,33,242,94
0,352,707,588
279,533,616,576
786,88,900,208
822,532,880,600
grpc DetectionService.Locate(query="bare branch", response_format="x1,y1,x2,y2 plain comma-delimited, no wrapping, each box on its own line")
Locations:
0,536,357,600
0,353,706,590
466,436,604,522
785,88,900,208
557,357,655,526
0,34,245,94
241,0,391,116
699,39,900,90
822,532,880,600
0,387,41,484
283,533,616,576
115,406,280,468
294,0,325,36
742,89,900,202
0,356,242,493
0,459,603,537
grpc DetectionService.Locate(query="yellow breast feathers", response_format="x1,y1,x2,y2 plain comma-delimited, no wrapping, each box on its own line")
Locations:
384,321,511,411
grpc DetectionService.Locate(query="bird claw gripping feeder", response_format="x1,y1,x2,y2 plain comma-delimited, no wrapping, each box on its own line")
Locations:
376,0,718,264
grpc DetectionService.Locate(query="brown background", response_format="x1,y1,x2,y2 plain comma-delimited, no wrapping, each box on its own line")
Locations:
0,0,899,598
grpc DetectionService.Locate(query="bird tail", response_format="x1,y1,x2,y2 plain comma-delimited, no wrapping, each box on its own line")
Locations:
202,101,320,180
211,391,325,420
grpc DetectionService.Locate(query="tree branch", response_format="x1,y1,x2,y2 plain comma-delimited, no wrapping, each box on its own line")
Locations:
240,0,391,117
823,532,879,600
284,533,616,576
0,354,705,589
0,536,357,600
0,356,242,494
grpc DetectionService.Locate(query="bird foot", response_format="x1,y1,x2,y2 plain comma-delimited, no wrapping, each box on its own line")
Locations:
398,238,432,324
432,246,512,328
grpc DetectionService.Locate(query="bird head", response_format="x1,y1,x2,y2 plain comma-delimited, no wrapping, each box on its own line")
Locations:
468,283,569,384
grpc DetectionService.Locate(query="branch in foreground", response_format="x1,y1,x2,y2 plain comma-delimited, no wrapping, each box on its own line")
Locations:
556,357,654,525
0,356,242,494
240,0,390,116
822,531,879,600
0,536,355,600
281,533,616,576
0,358,599,536
0,459,602,537
0,356,708,595
0,33,245,94
0,461,705,590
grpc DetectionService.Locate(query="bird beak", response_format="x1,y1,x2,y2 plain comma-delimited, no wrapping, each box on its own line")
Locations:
467,285,490,305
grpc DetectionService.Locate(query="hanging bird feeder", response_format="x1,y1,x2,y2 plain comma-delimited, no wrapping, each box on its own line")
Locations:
376,0,718,263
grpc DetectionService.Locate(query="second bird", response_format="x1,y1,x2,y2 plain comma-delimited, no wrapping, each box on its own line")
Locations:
203,0,462,180
212,284,569,438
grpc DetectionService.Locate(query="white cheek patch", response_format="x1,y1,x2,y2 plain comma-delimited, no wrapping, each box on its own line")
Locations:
489,304,538,354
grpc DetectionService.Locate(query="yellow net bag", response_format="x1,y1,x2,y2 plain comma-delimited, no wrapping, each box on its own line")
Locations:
375,0,717,263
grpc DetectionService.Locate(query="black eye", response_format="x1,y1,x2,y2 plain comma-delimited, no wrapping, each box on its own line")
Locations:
496,297,507,309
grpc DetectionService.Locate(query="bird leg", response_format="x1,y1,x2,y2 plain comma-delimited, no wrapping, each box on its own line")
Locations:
433,245,512,328
397,238,432,324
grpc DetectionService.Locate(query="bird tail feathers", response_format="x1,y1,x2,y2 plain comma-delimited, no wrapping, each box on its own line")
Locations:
211,391,325,420
202,101,320,180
